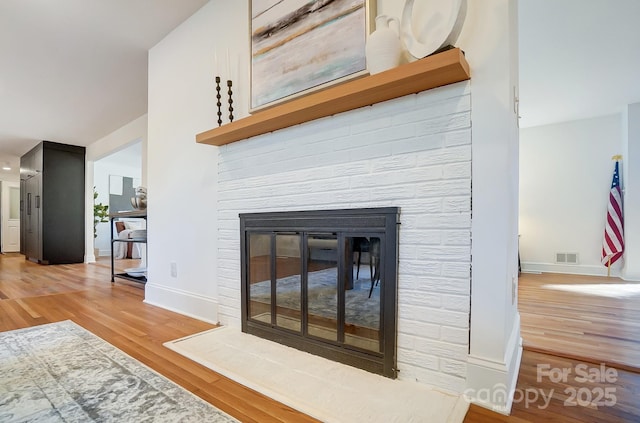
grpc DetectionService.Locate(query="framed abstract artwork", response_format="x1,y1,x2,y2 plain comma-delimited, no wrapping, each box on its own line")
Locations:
250,0,375,112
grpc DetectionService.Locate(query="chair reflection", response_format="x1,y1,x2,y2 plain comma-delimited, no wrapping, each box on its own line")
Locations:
353,237,381,298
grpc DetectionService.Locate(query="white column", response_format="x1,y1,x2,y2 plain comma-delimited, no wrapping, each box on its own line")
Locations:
622,103,640,280
458,0,522,414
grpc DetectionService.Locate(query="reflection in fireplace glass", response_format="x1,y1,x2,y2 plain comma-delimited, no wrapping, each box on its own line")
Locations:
345,236,381,352
248,233,271,323
307,234,338,341
275,233,302,332
248,232,382,352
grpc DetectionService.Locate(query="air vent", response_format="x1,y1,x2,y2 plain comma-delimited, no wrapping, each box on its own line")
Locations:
556,252,579,264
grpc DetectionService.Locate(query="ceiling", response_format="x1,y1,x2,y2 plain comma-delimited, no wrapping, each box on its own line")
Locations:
0,0,638,176
0,0,209,172
518,0,640,128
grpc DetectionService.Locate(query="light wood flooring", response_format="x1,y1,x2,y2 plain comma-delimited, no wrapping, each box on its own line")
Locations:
0,253,319,423
467,271,640,423
1,253,638,422
519,272,640,372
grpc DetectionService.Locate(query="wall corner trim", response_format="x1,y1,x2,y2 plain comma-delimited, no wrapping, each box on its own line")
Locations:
465,314,523,414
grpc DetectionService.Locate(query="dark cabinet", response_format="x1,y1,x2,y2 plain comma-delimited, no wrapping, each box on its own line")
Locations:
20,141,86,264
24,174,42,260
19,179,26,255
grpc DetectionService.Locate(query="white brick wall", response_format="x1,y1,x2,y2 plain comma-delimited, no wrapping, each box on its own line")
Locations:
217,81,471,394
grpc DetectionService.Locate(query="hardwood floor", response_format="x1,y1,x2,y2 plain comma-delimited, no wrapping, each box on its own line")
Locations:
464,350,640,423
465,271,640,423
519,272,640,371
0,253,320,423
1,254,638,422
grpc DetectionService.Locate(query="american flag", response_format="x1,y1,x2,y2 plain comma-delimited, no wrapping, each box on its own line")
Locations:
602,161,624,267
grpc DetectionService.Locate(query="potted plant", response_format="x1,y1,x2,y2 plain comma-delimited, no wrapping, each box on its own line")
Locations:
93,187,109,257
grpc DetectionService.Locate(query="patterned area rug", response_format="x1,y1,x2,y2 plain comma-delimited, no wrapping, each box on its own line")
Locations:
0,321,237,422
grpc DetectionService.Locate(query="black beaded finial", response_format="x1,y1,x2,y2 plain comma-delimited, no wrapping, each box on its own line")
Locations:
215,76,222,127
227,80,234,123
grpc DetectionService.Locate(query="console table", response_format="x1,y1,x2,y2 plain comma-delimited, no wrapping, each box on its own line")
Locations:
109,210,147,284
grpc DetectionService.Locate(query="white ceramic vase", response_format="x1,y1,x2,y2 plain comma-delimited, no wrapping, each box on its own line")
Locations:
366,15,402,75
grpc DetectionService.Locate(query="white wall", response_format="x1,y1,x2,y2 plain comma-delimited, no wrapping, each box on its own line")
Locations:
145,1,239,322
623,103,640,280
86,114,148,163
455,0,521,414
146,0,520,412
520,115,623,276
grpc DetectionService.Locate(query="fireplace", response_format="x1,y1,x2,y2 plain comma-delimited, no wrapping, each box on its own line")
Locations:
240,207,399,377
215,81,471,393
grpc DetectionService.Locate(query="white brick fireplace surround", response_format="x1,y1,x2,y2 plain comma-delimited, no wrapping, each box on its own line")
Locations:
216,81,472,393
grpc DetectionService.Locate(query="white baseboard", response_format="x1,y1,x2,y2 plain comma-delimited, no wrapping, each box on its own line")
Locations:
621,270,640,282
143,283,220,325
465,314,523,414
521,261,621,278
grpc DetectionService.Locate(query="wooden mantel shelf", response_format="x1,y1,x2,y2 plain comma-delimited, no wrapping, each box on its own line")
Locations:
196,48,470,147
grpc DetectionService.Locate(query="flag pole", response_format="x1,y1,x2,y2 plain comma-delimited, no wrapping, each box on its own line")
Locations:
612,154,623,160
607,257,611,277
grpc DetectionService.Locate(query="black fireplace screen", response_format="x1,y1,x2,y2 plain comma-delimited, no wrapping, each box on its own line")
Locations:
240,208,399,377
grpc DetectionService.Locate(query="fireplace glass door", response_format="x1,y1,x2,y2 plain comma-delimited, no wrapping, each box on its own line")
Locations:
241,208,398,377
305,234,339,342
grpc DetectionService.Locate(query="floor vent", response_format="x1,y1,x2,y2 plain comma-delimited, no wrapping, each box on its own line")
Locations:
556,252,579,264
